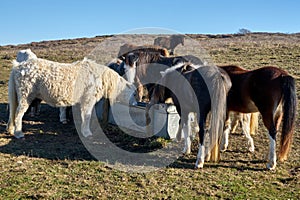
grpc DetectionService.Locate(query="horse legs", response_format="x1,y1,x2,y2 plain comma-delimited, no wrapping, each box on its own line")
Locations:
59,107,67,124
29,99,41,117
181,113,196,155
241,113,255,152
136,85,144,102
231,112,242,133
80,99,96,137
14,99,30,138
250,112,259,135
195,113,208,169
221,112,231,152
182,122,192,154
261,111,277,170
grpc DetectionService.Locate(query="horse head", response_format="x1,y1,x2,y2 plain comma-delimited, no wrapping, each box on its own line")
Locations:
122,52,139,84
16,49,37,62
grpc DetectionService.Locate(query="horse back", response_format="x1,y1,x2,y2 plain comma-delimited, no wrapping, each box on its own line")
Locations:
248,66,289,102
223,65,289,113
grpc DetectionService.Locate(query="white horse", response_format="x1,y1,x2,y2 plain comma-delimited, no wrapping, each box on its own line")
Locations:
7,49,136,138
16,49,69,123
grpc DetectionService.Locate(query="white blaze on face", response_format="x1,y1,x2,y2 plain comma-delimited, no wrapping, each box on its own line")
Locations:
124,61,136,84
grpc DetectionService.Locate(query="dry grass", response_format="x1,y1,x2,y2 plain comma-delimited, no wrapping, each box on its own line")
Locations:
0,33,299,199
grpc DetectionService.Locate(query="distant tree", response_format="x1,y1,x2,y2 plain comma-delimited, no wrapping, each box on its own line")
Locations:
238,28,251,34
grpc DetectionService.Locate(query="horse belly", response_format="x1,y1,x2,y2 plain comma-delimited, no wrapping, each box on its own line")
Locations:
244,100,259,113
234,100,259,113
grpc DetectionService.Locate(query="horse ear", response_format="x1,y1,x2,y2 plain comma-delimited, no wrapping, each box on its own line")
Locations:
172,57,183,65
133,54,139,62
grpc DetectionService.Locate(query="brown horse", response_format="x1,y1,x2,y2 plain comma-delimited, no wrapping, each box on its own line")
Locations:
118,43,169,58
153,35,184,55
219,65,297,170
120,51,192,102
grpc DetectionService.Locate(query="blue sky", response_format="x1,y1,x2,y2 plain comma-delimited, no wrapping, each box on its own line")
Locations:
1,0,299,45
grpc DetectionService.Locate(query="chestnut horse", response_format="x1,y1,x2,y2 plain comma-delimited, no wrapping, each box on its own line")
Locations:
219,65,297,170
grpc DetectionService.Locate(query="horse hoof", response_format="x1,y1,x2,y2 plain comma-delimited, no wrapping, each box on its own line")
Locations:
195,163,204,169
182,149,191,155
266,163,276,170
249,147,255,153
14,131,24,139
220,145,228,152
82,131,93,137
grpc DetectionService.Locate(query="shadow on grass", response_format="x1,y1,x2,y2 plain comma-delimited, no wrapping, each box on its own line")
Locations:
0,102,165,162
168,156,267,171
0,103,95,161
0,102,272,171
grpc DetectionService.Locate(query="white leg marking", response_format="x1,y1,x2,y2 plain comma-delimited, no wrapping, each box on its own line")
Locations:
182,124,191,154
195,144,205,169
188,112,199,140
267,135,276,170
221,126,230,152
14,102,29,138
242,114,255,152
81,114,93,137
80,102,94,137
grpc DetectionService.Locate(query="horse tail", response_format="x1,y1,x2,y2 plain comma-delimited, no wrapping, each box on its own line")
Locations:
209,70,231,162
250,112,259,135
278,75,297,162
6,68,18,134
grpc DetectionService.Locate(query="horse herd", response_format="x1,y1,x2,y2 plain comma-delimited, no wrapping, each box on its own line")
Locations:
6,35,297,170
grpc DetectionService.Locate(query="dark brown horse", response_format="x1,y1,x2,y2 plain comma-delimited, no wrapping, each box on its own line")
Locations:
146,62,232,168
120,50,193,101
153,35,184,55
219,65,297,170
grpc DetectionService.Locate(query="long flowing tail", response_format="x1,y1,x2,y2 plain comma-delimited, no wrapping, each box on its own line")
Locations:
6,68,17,134
279,75,297,162
209,69,231,162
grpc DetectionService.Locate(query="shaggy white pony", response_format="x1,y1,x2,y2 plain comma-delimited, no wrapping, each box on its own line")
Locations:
7,49,136,138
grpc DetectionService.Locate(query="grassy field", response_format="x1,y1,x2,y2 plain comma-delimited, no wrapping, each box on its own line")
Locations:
0,33,299,199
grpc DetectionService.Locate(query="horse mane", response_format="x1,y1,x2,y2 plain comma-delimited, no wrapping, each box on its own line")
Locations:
161,62,198,77
218,65,249,74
